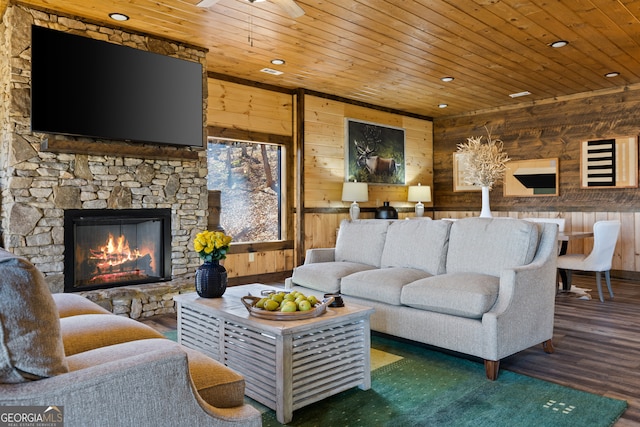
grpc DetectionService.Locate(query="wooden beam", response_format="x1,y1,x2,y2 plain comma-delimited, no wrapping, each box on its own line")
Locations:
41,138,201,161
295,88,305,266
0,0,8,24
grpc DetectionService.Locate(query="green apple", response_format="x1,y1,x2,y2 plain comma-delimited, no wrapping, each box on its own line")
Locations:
307,295,318,306
256,297,268,309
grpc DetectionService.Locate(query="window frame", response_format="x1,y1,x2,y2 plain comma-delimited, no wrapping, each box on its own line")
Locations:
206,126,294,255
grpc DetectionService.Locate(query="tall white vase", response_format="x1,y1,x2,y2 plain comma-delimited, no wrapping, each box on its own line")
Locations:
480,186,492,218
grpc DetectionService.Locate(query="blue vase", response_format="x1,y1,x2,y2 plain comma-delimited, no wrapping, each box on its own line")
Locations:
195,261,227,298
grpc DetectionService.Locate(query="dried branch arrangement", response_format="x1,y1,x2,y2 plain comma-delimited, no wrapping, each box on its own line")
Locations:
456,127,510,189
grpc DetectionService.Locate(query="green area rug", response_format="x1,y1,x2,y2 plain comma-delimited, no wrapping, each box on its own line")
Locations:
258,334,626,427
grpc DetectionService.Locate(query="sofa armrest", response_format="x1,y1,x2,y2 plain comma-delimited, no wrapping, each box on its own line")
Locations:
0,348,261,427
482,223,558,359
304,248,336,264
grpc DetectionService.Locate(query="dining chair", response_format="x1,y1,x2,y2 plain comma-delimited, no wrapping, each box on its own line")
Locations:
556,220,621,302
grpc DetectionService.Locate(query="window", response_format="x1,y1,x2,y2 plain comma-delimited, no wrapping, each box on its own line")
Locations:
207,139,284,243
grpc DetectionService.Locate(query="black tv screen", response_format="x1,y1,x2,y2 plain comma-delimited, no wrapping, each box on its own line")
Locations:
31,25,204,148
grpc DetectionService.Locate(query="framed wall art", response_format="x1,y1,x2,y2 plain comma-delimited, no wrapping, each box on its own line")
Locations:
504,158,559,197
580,137,638,188
345,119,405,185
453,152,481,192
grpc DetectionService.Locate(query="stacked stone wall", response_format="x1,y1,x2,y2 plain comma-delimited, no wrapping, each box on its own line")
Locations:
0,4,209,305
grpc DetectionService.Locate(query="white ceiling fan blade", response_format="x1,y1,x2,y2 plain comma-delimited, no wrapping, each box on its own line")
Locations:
271,0,305,18
196,0,222,8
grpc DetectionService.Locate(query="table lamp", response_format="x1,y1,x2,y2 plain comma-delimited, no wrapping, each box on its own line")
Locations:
342,181,368,220
407,183,431,217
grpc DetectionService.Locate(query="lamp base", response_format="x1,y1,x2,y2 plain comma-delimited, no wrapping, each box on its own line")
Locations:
349,202,360,220
414,202,425,217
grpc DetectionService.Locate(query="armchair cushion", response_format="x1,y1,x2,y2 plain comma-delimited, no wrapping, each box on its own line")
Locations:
60,314,165,356
53,293,111,317
0,249,68,383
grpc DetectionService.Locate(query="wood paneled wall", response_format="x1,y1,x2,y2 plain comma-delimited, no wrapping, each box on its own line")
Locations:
433,88,640,212
433,87,640,274
207,79,293,137
304,96,434,210
302,95,434,253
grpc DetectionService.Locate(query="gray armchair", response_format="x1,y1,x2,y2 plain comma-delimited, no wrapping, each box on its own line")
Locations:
0,248,262,427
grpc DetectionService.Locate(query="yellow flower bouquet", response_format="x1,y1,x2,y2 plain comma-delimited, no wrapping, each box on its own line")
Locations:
193,230,232,263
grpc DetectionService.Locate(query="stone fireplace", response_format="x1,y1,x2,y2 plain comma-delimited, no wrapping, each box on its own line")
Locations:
0,5,210,317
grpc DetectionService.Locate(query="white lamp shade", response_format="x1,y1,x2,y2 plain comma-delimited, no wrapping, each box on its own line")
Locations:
342,182,369,202
408,184,431,203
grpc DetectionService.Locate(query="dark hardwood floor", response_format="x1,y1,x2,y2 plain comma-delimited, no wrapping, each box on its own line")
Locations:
142,275,640,426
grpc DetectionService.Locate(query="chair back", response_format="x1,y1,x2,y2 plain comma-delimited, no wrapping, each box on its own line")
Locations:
583,220,621,271
522,217,565,232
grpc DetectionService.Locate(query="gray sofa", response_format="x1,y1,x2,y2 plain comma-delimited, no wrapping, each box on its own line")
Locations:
0,248,261,427
286,217,559,380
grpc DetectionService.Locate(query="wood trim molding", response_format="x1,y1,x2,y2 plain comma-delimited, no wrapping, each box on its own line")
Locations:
41,138,201,161
227,240,294,254
206,126,292,146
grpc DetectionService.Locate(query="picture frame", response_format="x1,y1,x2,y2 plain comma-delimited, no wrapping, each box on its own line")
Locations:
580,137,638,188
453,152,481,192
504,158,559,197
345,119,405,185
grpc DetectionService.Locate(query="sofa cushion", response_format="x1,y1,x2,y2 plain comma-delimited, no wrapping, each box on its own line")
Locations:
380,219,452,275
400,273,500,319
60,314,165,356
446,218,539,276
341,267,432,305
67,338,245,408
335,219,390,267
291,261,376,293
0,249,69,383
52,293,112,318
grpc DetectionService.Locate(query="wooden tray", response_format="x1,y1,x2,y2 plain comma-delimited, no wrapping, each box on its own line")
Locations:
241,295,334,321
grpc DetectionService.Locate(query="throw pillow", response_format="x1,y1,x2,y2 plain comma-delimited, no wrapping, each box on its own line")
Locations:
0,248,69,383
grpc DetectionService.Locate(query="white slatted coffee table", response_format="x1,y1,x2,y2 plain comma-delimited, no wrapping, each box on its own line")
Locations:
174,284,374,424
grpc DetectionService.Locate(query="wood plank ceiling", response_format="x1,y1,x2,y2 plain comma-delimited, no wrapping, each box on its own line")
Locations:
14,0,640,118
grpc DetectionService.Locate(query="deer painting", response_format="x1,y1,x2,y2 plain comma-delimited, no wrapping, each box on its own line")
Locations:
354,139,397,176
348,121,404,184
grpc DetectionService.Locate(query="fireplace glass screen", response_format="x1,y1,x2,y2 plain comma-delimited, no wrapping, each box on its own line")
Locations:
64,209,171,292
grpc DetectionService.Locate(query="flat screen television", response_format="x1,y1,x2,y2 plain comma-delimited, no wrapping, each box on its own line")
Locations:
31,25,204,148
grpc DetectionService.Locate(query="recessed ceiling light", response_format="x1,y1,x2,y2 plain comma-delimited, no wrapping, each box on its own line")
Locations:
550,40,568,48
509,91,532,98
605,71,620,78
441,77,454,82
109,13,129,21
438,104,448,108
271,59,285,65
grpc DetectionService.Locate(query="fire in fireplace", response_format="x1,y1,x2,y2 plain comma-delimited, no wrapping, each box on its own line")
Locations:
64,209,172,292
